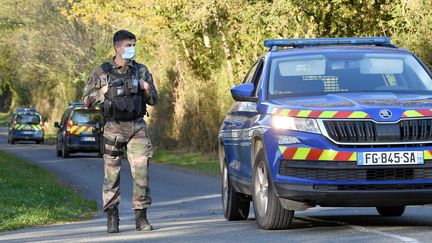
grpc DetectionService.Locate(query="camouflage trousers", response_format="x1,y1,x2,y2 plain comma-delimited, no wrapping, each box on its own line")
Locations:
102,118,153,212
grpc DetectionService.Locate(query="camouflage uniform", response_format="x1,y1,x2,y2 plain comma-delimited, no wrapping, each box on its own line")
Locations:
82,59,158,211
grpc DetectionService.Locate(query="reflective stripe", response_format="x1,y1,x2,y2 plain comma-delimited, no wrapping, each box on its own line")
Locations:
425,150,432,160
281,147,432,162
403,110,432,117
273,108,370,119
292,147,311,160
297,110,312,118
318,111,337,118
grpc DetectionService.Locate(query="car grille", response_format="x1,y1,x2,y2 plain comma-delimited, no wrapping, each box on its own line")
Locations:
323,119,432,144
279,160,432,181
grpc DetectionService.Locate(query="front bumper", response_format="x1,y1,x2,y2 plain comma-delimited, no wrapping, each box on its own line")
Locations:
275,182,432,207
264,129,432,206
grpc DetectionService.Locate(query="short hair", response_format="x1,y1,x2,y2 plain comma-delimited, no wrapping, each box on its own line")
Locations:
113,30,136,45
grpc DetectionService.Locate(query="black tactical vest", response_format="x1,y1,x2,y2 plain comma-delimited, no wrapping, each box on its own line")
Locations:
101,61,146,121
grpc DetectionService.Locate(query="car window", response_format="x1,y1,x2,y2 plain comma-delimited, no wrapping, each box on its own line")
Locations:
15,114,40,124
252,60,264,94
243,61,259,84
268,52,432,98
71,109,102,125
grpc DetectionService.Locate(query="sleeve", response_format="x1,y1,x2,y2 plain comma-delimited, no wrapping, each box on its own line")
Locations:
140,65,158,106
82,67,104,108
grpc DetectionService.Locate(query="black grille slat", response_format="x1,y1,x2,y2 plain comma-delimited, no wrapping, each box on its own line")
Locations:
314,184,432,191
324,119,432,144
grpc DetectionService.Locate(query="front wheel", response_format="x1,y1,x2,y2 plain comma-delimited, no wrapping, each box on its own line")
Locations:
61,142,70,158
221,162,250,221
252,148,294,230
376,206,405,217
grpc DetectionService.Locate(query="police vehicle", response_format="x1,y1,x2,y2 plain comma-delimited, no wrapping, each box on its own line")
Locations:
219,37,432,230
54,102,103,158
8,108,44,144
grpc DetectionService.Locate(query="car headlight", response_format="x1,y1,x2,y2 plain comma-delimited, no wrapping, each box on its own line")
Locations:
272,116,321,134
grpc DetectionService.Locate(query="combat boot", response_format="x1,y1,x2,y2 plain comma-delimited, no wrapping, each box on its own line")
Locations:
106,206,119,233
135,209,153,231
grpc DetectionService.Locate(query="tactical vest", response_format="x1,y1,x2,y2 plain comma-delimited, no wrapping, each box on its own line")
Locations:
101,61,146,121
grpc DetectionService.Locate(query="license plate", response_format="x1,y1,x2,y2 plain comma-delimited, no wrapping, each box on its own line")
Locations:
82,137,95,142
22,131,33,135
357,151,424,166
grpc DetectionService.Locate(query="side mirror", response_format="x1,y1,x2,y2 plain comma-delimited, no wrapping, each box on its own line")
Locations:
54,122,61,128
230,83,257,102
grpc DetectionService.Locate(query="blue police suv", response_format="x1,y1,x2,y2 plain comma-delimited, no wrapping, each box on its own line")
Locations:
219,37,432,230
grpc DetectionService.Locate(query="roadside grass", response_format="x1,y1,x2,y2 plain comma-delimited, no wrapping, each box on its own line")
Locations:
0,150,97,231
152,149,220,176
43,132,57,144
0,113,10,126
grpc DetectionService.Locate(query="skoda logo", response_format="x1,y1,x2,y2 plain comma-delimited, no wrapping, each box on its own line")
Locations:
379,109,392,119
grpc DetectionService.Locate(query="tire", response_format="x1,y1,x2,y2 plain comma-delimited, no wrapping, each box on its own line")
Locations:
376,206,405,217
98,136,104,158
252,148,294,230
56,140,62,157
221,161,250,220
61,142,70,158
10,137,15,145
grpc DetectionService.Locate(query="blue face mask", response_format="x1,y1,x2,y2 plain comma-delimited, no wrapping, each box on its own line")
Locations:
122,46,135,60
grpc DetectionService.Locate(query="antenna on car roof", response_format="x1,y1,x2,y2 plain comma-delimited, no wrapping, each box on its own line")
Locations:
264,37,396,51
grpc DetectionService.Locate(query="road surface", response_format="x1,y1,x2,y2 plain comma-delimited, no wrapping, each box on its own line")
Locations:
0,127,431,242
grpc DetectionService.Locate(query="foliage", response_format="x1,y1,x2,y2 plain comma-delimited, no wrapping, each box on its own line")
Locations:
1,0,431,152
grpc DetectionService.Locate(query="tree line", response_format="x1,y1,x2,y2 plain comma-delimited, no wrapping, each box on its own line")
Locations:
0,0,431,152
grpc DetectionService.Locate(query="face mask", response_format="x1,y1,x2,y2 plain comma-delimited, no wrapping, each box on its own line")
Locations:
121,46,135,60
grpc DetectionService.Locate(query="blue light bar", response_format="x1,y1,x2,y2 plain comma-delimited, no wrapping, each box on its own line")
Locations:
264,37,392,49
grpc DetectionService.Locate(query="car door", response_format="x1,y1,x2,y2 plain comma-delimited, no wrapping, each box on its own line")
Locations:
223,59,264,180
57,110,68,147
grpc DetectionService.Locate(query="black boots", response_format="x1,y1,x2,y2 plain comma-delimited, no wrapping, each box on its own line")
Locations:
106,206,119,233
135,209,153,231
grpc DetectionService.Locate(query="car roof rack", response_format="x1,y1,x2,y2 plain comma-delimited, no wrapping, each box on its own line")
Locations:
264,37,396,51
68,102,85,107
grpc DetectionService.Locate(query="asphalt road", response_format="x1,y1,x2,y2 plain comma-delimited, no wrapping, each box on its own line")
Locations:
1,127,432,242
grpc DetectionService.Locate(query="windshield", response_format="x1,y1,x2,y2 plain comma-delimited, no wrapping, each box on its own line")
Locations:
15,114,41,124
268,52,432,98
71,110,102,125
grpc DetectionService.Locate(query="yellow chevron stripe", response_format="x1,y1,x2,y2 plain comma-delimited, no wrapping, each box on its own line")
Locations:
70,126,79,134
293,147,311,160
424,150,432,160
297,110,312,118
279,109,291,116
76,126,88,135
348,152,357,161
404,110,423,117
318,111,338,118
348,112,368,118
319,149,338,160
279,146,286,154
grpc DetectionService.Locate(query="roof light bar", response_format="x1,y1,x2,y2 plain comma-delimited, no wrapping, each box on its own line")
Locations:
264,37,392,49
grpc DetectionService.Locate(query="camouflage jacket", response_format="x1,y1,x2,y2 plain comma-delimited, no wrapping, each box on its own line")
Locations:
82,58,158,108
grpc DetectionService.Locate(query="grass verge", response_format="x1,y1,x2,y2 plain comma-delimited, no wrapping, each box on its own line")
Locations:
152,149,220,176
0,150,97,231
